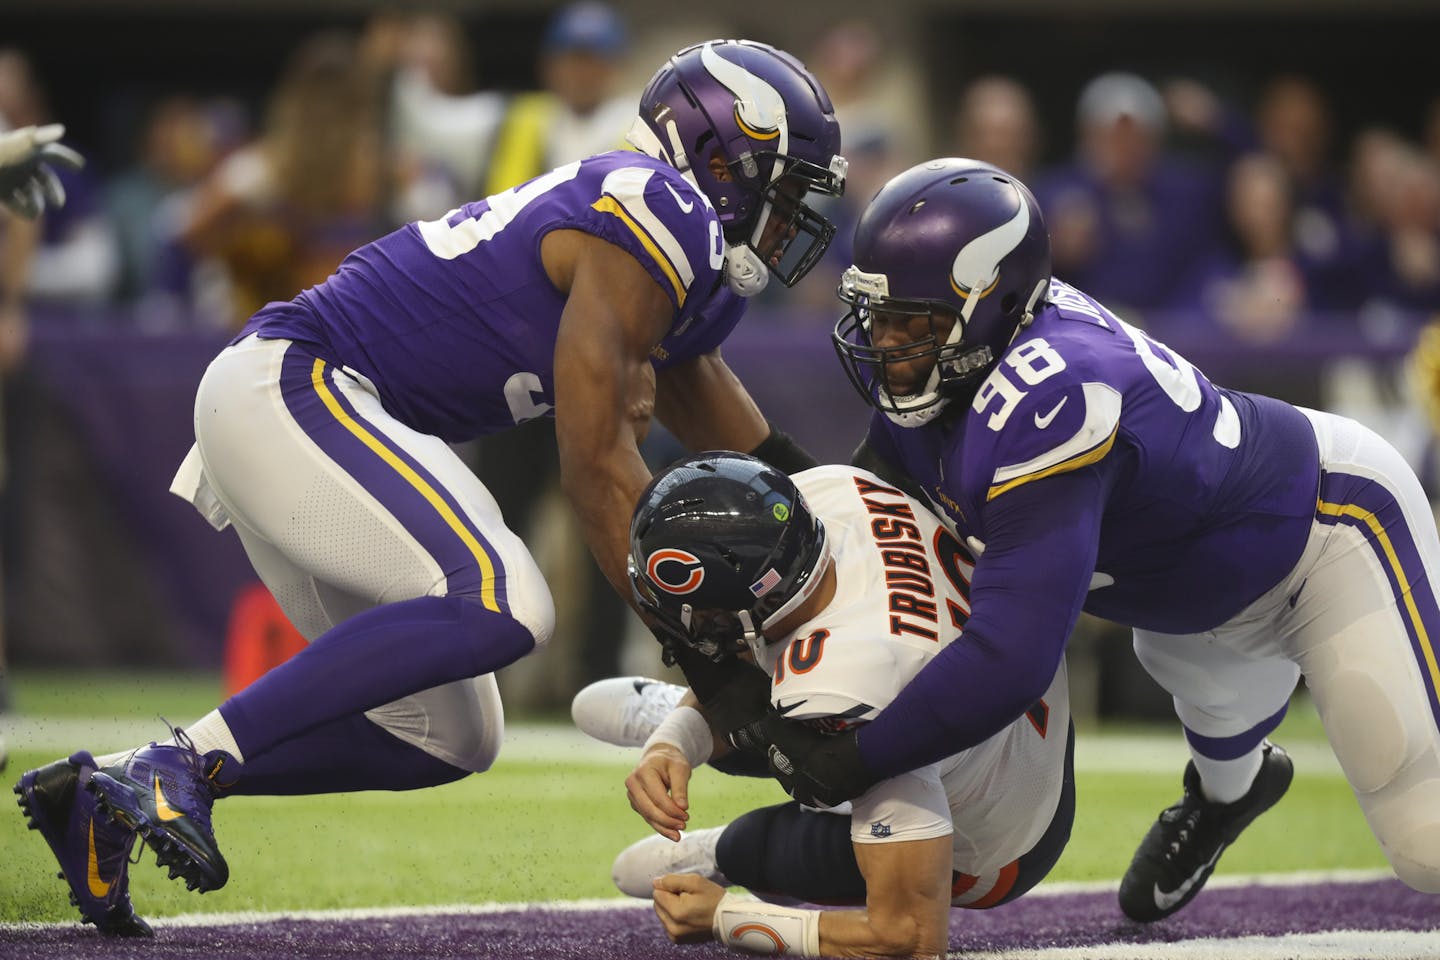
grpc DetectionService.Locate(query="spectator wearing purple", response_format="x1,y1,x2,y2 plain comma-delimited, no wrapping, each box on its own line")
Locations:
1031,72,1224,326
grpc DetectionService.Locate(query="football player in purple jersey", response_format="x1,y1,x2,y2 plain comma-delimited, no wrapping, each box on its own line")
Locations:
735,158,1440,920
13,40,847,932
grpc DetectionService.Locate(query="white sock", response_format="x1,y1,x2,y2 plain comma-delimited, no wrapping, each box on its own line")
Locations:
1192,743,1264,805
177,710,245,763
91,712,244,769
92,748,137,768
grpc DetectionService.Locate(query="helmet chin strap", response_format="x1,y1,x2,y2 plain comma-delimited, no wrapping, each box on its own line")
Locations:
882,395,950,428
725,243,770,296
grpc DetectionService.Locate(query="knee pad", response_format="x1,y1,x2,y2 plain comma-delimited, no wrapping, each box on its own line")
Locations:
367,675,504,774
1375,779,1440,894
1390,830,1440,894
1322,668,1411,793
441,676,505,773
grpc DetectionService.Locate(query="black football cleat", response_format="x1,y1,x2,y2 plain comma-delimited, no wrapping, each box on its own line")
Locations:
1119,742,1293,922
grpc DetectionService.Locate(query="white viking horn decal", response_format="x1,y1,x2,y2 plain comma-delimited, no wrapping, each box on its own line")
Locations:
700,42,789,160
951,192,1029,322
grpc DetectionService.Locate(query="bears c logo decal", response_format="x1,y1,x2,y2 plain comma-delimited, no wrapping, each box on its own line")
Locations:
645,548,706,594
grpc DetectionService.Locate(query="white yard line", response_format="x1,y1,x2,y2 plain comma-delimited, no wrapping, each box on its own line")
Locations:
0,718,1344,775
956,931,1440,960
10,870,1430,960
0,870,1394,933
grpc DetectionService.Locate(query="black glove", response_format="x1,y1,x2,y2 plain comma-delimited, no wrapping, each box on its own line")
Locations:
667,642,773,735
729,711,879,808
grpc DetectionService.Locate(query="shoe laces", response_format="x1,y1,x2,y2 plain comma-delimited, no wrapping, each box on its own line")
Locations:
1157,791,1218,870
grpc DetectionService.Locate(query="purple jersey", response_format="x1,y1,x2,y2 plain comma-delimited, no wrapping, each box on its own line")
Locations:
236,151,743,442
870,279,1320,636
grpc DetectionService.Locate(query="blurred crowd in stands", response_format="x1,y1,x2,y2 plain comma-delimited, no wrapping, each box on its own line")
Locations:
3,5,1438,344
1,4,1438,709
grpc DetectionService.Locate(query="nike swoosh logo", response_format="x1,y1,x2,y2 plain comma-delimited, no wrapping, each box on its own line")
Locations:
1034,396,1068,429
87,820,113,897
775,699,809,716
153,773,184,822
1152,844,1226,911
664,181,694,213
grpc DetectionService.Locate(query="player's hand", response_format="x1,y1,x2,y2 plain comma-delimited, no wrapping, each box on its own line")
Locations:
652,873,725,944
729,712,879,808
625,744,692,841
0,124,85,220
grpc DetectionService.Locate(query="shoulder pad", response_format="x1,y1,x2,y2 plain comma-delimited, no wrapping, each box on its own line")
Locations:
591,164,720,308
984,380,1121,501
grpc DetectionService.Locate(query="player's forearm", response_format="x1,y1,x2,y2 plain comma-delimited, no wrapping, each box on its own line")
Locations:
817,910,945,959
859,475,1101,778
559,436,652,601
856,622,1057,778
672,688,733,761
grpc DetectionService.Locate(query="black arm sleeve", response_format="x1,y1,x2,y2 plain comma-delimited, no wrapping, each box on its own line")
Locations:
668,643,773,734
747,421,820,474
849,434,930,504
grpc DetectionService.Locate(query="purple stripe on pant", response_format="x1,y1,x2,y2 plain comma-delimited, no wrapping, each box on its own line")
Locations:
277,345,508,610
1317,469,1440,731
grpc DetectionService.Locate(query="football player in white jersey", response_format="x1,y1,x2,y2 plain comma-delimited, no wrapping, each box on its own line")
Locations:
575,452,1073,959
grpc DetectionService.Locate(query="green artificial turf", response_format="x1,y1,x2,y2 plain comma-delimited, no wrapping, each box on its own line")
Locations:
0,672,1387,924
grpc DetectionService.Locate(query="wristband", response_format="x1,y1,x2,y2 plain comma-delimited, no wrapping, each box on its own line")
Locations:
712,892,821,956
642,705,712,768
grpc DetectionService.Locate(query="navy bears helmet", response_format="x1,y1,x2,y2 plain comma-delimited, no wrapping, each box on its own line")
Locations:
629,452,830,665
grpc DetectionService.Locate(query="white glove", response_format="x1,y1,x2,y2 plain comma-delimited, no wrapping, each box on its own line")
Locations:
0,124,86,219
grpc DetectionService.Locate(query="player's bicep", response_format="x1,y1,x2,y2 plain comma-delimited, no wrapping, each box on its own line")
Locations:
549,230,672,451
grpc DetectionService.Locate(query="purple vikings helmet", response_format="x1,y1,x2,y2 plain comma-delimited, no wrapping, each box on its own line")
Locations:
833,158,1052,427
628,453,830,665
626,40,847,296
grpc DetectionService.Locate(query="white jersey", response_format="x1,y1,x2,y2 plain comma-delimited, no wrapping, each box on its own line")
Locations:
753,466,1071,891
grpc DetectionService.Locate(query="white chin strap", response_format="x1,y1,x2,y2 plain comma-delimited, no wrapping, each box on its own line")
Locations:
882,392,949,428
724,243,770,296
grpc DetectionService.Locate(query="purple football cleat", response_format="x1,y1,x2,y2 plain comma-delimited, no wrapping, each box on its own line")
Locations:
13,752,152,936
89,728,238,894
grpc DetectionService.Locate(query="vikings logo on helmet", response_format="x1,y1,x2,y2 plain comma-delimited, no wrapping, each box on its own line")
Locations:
950,199,1032,308
833,158,1052,428
701,42,786,145
626,39,846,296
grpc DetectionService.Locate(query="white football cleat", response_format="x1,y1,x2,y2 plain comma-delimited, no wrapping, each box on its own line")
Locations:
570,676,686,748
612,826,729,898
